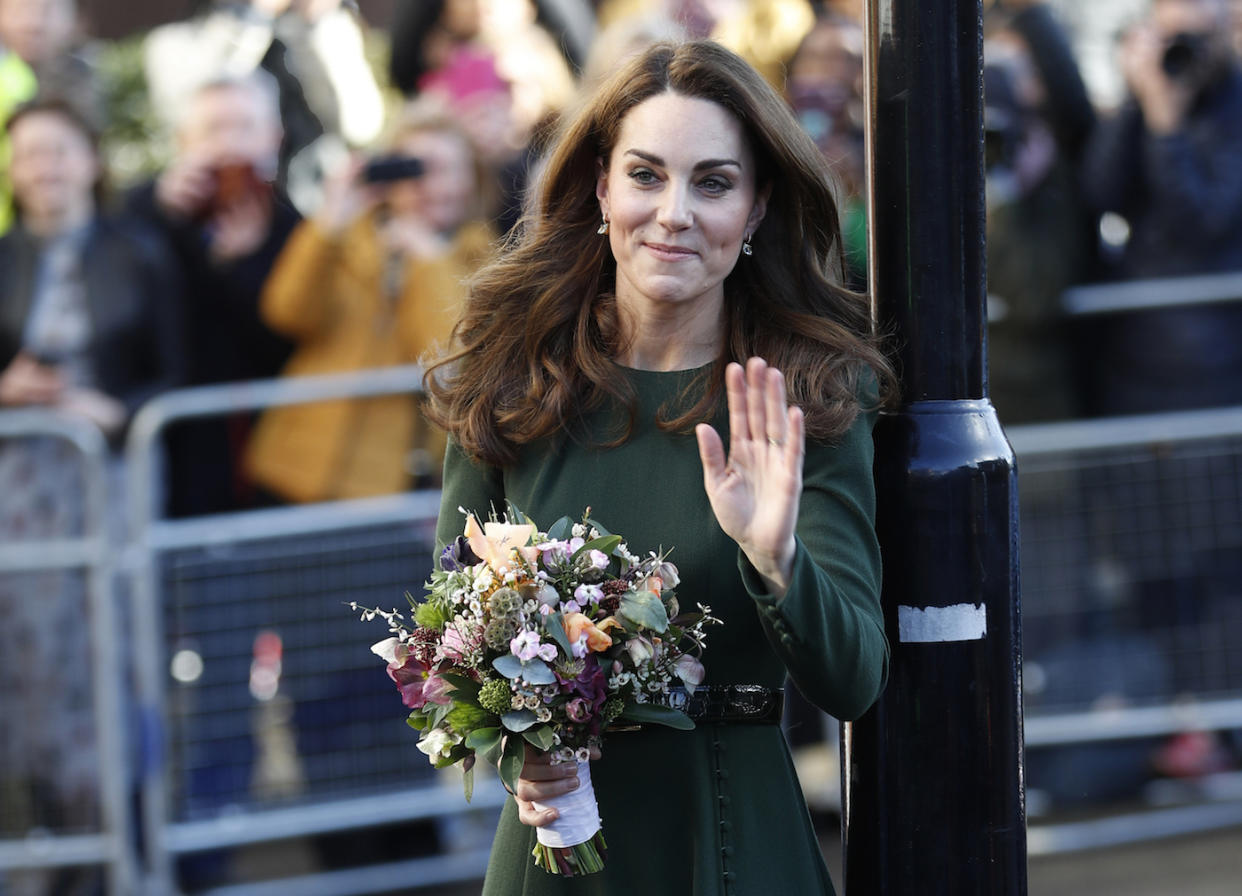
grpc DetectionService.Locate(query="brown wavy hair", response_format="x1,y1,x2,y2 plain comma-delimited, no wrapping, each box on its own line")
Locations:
425,39,894,468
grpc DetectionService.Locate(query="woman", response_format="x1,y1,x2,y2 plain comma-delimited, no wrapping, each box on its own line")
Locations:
0,95,182,891
243,104,495,502
426,40,893,895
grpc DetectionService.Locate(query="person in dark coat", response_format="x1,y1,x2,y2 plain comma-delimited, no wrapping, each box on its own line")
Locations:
0,96,182,896
124,71,299,516
1082,0,1242,413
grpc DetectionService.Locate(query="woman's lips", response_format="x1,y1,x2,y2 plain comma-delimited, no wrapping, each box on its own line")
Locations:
644,242,697,261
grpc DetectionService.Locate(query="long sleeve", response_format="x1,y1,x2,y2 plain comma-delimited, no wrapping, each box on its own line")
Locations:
1141,116,1242,243
740,404,889,720
260,219,347,340
1010,4,1096,161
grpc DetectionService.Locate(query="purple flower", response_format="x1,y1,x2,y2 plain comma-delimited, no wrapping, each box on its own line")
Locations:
574,583,604,605
510,630,542,662
440,535,481,572
566,697,591,723
387,653,451,709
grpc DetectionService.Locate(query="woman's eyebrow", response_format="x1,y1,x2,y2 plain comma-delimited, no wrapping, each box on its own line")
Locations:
623,149,742,171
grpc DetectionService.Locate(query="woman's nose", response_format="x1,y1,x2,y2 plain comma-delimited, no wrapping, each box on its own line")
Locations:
656,186,693,231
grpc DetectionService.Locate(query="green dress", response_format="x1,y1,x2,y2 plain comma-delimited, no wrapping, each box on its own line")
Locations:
435,365,889,896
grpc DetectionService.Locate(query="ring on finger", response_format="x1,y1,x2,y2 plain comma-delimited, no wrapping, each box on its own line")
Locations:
766,436,784,447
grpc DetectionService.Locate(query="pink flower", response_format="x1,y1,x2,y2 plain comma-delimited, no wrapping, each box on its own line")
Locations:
566,697,591,723
440,624,470,660
510,630,542,662
387,652,452,709
673,655,705,692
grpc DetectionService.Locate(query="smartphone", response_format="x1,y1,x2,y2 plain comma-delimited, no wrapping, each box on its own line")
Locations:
363,155,425,183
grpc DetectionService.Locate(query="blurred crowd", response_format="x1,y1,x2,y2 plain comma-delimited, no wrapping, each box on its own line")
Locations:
3,0,1242,889
1,0,1240,511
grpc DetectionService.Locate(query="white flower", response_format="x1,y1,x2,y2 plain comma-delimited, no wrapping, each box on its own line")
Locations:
417,728,461,761
536,707,552,723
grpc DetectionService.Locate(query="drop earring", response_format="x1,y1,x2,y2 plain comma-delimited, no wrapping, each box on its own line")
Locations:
597,216,610,235
741,234,753,256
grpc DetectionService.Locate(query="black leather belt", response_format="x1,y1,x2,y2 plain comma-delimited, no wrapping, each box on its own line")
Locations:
615,685,784,730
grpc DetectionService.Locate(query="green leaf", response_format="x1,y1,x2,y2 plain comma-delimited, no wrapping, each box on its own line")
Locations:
499,734,525,795
582,516,613,537
617,590,670,633
439,672,482,701
542,612,573,655
616,702,695,730
466,726,502,754
426,702,452,730
521,724,556,752
504,501,533,526
406,711,429,732
547,516,573,541
463,764,475,803
479,733,505,767
446,703,492,732
574,534,623,560
501,709,538,732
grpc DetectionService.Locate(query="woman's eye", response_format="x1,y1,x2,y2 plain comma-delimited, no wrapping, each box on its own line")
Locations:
699,176,733,194
627,168,658,185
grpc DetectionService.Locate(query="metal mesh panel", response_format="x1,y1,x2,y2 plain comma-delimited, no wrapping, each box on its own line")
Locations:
1019,434,1242,714
0,567,103,839
159,520,443,823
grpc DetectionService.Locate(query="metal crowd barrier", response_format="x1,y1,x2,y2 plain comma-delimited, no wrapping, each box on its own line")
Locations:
0,410,136,894
124,367,505,896
1009,406,1242,853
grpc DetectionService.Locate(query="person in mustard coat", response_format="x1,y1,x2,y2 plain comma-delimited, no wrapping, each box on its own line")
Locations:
244,104,495,502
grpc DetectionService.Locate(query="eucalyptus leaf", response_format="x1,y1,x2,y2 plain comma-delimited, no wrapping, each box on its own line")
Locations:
543,612,573,655
582,516,613,537
501,709,539,732
463,764,475,802
616,702,695,730
547,516,573,541
499,735,525,795
493,654,556,685
465,726,503,752
618,589,670,633
521,724,556,752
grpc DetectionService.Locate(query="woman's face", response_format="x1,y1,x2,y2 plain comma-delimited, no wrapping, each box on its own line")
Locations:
387,128,478,234
596,92,767,320
8,109,98,224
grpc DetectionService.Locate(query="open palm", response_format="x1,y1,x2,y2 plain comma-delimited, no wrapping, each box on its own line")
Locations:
696,358,805,596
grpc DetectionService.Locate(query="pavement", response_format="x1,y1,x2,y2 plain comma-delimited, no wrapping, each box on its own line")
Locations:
400,818,1242,895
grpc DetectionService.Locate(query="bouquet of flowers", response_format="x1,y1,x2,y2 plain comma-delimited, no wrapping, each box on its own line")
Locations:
356,506,720,876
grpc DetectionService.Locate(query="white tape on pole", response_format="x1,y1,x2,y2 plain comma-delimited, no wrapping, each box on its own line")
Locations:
898,603,987,643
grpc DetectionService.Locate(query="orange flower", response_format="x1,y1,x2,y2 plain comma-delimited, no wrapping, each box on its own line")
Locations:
563,612,617,652
463,514,538,571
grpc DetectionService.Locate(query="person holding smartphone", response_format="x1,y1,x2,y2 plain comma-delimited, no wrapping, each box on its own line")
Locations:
242,102,496,503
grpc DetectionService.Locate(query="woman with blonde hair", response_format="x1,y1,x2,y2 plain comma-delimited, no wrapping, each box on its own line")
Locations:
244,103,494,502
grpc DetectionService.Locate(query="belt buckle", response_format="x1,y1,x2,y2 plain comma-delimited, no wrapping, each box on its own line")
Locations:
727,685,773,718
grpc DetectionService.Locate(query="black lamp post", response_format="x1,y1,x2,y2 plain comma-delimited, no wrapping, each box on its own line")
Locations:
842,2,1027,893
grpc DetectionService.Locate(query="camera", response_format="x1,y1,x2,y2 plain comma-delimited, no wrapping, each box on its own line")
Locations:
363,155,425,184
1161,31,1209,80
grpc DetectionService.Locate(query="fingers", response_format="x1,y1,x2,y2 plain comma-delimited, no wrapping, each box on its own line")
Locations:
517,798,560,827
514,749,581,804
696,423,727,486
725,357,798,451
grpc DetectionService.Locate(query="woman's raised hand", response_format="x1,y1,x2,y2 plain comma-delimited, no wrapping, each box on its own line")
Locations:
696,357,805,597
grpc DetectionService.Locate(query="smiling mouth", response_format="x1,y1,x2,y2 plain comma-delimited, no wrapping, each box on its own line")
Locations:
644,242,697,259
